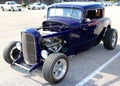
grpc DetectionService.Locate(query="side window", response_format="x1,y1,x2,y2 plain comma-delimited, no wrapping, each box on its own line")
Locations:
86,9,103,19
38,4,41,5
96,9,103,18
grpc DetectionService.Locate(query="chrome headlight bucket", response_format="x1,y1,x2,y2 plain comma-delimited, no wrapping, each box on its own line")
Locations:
41,50,48,59
16,42,21,50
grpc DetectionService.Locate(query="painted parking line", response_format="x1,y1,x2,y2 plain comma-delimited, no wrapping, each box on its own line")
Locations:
75,51,120,86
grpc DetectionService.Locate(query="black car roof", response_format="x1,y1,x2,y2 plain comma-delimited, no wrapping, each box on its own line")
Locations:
49,2,104,10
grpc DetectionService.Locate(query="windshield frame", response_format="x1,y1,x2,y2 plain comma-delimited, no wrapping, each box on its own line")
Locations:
47,7,83,20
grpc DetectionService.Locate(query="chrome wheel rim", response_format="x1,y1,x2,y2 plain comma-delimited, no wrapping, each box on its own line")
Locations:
10,47,20,61
112,32,116,47
53,59,67,80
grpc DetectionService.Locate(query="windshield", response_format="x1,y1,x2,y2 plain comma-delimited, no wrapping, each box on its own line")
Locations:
48,8,82,20
9,1,17,5
34,3,41,5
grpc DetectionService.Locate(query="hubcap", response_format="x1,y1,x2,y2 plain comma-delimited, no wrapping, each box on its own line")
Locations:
112,32,117,47
53,59,67,80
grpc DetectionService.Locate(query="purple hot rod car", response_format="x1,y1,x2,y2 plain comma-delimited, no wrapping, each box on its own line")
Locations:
3,2,118,84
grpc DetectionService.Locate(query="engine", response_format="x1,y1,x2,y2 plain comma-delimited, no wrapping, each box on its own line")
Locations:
42,37,62,52
40,30,63,52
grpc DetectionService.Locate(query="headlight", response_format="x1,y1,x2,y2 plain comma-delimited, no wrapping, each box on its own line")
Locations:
41,50,48,59
16,42,21,50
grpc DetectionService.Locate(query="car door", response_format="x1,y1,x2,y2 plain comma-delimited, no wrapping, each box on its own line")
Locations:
84,9,104,45
66,9,90,55
67,9,103,55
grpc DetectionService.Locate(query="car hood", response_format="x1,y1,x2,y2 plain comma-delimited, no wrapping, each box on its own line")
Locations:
46,17,81,26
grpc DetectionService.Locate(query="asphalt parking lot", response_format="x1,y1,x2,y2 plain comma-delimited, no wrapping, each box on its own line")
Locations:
0,6,120,86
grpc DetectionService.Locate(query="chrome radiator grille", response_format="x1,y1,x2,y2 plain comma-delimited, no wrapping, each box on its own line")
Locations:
21,33,37,65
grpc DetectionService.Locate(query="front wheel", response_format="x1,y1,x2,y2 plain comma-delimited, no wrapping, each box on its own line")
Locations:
103,29,118,50
18,9,21,11
32,7,35,10
3,41,21,64
1,7,4,11
42,6,45,9
42,53,69,84
11,7,15,11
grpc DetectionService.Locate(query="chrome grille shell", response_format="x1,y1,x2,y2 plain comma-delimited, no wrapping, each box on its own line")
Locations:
21,32,37,65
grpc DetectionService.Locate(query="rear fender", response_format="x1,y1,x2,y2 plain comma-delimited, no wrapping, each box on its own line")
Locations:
94,17,111,35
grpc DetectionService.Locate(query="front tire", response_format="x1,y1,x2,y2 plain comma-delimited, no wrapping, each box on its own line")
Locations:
1,7,4,11
28,6,31,10
42,53,69,84
103,29,118,50
32,7,35,10
11,7,15,11
3,41,21,64
28,8,30,10
18,9,21,11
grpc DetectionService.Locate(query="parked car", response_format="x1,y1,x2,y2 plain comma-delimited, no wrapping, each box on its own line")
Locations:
3,2,118,84
101,1,107,6
0,1,22,11
107,1,113,6
101,1,113,6
115,2,120,6
27,2,47,10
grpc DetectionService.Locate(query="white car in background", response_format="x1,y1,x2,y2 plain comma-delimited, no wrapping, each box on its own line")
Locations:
0,1,22,11
27,2,47,10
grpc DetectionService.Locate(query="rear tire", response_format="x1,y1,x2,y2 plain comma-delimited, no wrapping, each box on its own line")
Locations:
103,29,118,50
42,53,69,84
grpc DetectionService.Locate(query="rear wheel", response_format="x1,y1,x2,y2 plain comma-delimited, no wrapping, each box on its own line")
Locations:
42,53,69,84
103,29,118,50
3,41,21,64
